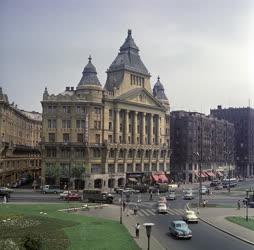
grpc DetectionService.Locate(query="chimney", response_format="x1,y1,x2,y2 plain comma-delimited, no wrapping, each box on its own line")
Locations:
217,105,222,109
71,87,74,91
66,87,70,91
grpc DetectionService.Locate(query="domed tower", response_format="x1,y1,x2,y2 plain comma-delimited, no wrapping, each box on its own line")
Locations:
153,76,170,110
76,56,103,102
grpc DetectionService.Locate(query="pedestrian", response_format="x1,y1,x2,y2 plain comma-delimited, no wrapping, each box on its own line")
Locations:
157,189,160,196
3,195,7,204
135,223,140,238
149,192,153,201
133,205,138,215
123,201,126,212
237,200,241,210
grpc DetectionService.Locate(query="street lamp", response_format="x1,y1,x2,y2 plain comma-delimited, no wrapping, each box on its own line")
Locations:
120,190,123,224
143,223,155,250
194,152,202,212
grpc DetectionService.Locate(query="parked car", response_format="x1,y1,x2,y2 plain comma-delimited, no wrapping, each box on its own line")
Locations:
157,202,167,214
183,190,194,200
168,184,178,190
200,186,208,195
64,192,81,201
59,191,73,199
214,184,223,190
182,210,198,223
41,185,60,194
169,220,192,239
210,180,221,187
167,191,176,200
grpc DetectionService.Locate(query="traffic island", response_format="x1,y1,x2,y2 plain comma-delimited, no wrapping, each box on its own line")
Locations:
226,216,254,231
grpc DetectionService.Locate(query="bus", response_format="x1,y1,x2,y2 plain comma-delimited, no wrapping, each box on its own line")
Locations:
222,178,237,188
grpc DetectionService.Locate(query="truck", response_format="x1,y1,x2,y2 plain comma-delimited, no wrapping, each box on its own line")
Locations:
83,189,114,204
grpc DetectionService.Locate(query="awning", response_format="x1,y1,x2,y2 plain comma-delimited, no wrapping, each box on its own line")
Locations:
216,171,223,177
128,178,137,182
152,173,168,183
206,171,216,177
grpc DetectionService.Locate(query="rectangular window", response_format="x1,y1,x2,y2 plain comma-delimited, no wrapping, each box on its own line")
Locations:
108,135,113,143
48,133,55,142
62,120,71,128
109,109,113,118
63,133,69,143
77,133,83,143
48,119,56,128
63,106,71,113
95,134,100,144
109,122,112,131
95,107,101,115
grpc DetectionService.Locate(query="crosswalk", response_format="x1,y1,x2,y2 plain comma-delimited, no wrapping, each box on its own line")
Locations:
132,208,185,217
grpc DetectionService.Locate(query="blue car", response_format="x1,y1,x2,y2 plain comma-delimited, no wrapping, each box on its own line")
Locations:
169,220,192,239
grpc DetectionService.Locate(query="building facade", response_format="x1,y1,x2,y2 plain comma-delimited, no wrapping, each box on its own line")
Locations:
0,87,42,186
211,106,254,177
170,111,235,183
41,30,170,190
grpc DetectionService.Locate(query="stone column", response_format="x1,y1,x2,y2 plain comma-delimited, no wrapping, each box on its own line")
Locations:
142,112,146,144
157,115,160,145
150,114,154,144
124,149,128,173
133,111,138,144
149,149,153,172
114,109,120,143
141,150,145,172
133,149,137,172
125,110,129,144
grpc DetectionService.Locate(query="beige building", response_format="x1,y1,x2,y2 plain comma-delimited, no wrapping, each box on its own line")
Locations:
0,87,42,186
41,30,170,190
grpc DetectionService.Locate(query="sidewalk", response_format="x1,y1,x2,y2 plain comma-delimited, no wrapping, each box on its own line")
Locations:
197,206,254,245
78,204,164,250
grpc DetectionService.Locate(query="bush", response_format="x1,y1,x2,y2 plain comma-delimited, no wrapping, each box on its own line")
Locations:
22,234,42,250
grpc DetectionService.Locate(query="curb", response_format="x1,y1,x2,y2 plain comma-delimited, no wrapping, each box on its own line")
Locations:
198,216,254,246
188,203,254,246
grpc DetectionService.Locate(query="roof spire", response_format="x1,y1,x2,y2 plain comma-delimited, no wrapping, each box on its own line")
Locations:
157,76,160,81
128,29,132,35
88,55,92,63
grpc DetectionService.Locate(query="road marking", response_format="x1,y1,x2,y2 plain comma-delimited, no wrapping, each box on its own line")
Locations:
179,209,185,213
167,209,175,215
137,210,145,216
140,209,150,216
145,209,156,216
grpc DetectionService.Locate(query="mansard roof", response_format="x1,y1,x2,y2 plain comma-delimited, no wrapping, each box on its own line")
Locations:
107,30,150,76
78,56,101,87
153,76,168,101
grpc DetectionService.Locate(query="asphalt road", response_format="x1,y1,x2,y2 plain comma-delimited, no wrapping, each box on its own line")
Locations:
129,195,254,250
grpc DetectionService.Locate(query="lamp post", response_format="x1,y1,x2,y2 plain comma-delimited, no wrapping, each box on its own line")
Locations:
120,190,123,224
245,189,251,221
143,223,154,250
194,152,202,212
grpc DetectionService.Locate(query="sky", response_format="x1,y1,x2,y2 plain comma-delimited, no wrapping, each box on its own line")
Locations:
1,0,253,114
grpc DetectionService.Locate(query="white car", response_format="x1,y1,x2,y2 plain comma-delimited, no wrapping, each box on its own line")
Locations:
182,210,198,223
157,202,167,214
200,186,208,195
59,191,72,199
183,191,194,200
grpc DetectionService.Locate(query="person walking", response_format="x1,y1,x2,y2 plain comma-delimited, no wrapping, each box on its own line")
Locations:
237,200,241,210
135,223,140,238
123,201,126,212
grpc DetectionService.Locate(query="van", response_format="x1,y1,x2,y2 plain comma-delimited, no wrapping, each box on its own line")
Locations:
41,185,60,194
83,189,114,203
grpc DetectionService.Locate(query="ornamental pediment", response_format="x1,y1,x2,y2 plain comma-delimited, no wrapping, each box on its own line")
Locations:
115,88,163,108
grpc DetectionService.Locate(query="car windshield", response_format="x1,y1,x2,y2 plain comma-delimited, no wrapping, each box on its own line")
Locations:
175,223,186,229
186,211,195,215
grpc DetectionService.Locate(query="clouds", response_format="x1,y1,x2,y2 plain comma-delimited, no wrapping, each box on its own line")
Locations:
0,0,253,113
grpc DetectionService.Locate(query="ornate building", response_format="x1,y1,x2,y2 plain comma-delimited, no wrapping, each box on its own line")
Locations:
170,111,235,183
0,87,42,186
41,30,170,190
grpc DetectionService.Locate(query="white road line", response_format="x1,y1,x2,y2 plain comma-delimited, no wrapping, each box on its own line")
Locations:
172,209,183,215
167,209,175,215
137,211,145,216
145,209,155,216
179,209,185,213
141,209,151,216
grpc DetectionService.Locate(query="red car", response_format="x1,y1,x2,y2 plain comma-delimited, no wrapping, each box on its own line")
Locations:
64,193,81,201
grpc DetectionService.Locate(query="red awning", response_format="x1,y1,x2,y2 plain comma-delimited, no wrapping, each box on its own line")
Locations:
202,172,208,177
206,171,216,177
152,172,168,183
217,171,223,177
